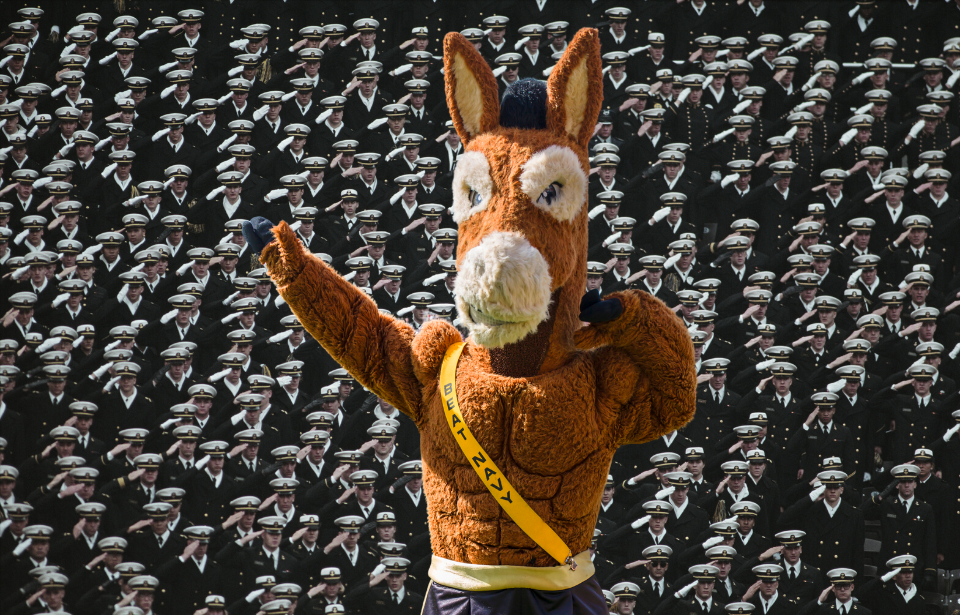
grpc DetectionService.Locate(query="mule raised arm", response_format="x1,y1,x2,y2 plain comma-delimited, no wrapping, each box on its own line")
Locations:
258,222,426,421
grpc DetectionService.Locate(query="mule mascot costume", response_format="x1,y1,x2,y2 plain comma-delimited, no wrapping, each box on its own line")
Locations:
244,28,696,615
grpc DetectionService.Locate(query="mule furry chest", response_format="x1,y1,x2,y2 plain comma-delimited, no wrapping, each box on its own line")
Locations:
437,350,605,472
419,344,613,566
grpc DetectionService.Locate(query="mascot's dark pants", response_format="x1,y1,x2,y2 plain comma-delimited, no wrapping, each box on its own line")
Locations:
422,576,607,614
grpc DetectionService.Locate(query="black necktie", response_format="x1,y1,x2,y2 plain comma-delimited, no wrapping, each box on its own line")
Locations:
654,582,661,597
839,605,846,615
185,461,192,469
779,397,786,409
714,392,720,403
701,602,709,614
789,567,796,580
392,593,399,604
157,535,164,547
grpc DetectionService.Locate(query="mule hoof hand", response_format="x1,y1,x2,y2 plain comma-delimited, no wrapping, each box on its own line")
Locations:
579,289,623,323
243,217,276,255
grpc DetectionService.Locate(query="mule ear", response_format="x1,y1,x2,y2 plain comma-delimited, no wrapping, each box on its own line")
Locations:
545,28,603,151
443,32,500,146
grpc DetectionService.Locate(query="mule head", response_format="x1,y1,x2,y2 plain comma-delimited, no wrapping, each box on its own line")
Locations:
443,29,603,375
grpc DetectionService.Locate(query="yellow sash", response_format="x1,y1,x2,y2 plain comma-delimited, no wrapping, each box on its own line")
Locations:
439,342,576,569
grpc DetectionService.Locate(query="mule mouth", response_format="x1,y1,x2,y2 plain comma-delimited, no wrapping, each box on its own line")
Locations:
456,294,550,348
467,303,527,327
459,300,546,348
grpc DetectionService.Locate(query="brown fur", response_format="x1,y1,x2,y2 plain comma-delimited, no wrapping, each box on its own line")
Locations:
260,29,696,568
488,289,560,378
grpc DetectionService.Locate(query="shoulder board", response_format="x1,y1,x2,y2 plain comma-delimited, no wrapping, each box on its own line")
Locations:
256,61,272,83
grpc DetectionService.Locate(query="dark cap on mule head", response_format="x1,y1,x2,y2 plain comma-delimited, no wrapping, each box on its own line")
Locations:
500,79,549,130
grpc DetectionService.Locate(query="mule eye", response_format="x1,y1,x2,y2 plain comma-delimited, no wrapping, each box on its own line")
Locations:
468,189,483,207
537,182,562,206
